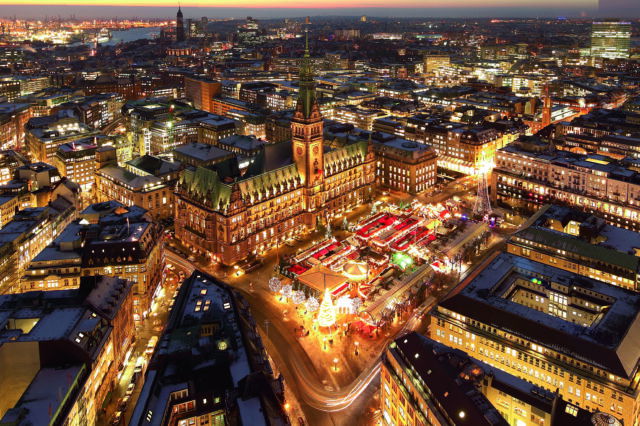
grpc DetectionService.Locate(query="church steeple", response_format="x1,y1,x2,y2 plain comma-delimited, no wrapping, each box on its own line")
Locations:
176,4,185,42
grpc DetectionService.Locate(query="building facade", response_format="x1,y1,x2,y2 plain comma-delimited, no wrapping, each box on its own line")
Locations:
130,271,288,425
0,276,134,425
382,332,600,426
429,252,640,425
372,132,438,195
175,38,376,265
507,204,640,292
0,205,76,294
492,139,640,231
21,202,164,322
95,147,180,220
591,20,631,59
184,76,222,113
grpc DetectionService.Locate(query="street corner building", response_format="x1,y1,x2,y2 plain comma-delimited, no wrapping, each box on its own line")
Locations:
130,270,288,426
381,331,614,426
0,275,134,425
428,251,639,425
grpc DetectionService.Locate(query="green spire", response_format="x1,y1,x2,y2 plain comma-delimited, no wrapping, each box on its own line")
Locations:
297,27,315,119
304,28,309,57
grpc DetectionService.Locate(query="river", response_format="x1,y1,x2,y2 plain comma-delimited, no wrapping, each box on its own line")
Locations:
102,27,162,46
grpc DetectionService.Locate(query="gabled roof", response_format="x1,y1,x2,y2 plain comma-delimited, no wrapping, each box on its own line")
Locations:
324,140,368,176
179,166,232,211
237,163,300,201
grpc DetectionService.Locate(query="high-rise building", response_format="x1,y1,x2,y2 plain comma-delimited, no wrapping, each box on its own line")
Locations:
591,20,631,59
176,6,185,43
184,76,222,113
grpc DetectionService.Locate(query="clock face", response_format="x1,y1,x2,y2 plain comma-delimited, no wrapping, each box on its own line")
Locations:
296,147,303,155
313,145,319,154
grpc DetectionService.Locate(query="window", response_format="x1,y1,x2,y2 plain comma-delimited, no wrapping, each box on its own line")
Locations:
565,404,578,417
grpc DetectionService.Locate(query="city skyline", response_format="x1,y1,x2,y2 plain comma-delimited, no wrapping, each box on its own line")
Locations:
0,7,638,426
0,1,630,19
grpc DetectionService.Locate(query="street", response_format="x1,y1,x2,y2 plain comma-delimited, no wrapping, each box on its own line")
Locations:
101,177,504,426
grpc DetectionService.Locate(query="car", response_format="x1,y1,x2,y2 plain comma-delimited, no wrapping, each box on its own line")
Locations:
145,335,159,352
117,398,128,411
125,383,135,396
243,259,263,273
111,411,123,425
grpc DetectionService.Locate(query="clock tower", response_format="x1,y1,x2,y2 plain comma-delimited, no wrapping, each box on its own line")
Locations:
292,30,324,223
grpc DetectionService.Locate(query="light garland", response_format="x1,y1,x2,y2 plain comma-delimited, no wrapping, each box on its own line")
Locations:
268,277,282,293
305,296,319,312
281,284,293,299
292,290,306,305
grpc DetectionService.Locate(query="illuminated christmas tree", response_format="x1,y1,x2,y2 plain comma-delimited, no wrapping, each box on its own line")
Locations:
317,288,337,328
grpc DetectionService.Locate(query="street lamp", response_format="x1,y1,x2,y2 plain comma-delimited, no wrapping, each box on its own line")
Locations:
333,357,339,372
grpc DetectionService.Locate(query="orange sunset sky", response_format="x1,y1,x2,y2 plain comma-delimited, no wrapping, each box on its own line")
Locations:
0,0,598,7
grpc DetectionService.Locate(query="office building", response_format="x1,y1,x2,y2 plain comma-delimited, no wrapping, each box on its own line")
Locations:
382,332,603,426
423,54,451,75
591,20,631,60
184,76,222,113
492,138,640,231
0,205,76,295
0,103,31,150
54,139,98,201
95,148,181,220
173,142,235,168
0,150,28,186
430,251,640,425
197,115,237,146
508,204,640,292
25,112,99,162
371,132,438,195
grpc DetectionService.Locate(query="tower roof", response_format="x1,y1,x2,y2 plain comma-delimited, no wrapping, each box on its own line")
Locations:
295,29,317,120
177,5,183,17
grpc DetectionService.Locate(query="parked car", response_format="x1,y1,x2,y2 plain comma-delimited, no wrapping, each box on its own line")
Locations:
243,259,263,272
125,383,135,396
111,411,123,425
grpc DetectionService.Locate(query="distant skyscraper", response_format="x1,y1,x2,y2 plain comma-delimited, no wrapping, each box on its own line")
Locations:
176,5,185,43
591,19,631,59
